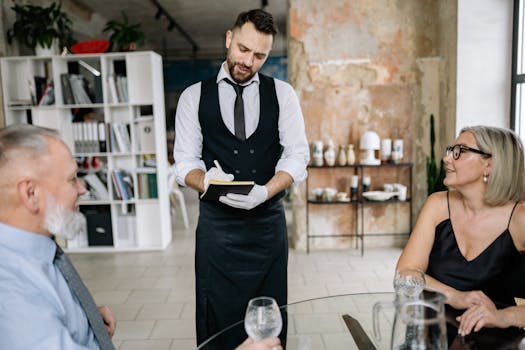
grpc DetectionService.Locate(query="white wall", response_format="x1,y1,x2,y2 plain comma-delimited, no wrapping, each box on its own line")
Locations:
456,0,513,134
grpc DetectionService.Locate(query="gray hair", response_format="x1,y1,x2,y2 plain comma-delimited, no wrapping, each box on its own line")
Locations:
0,124,60,168
460,125,525,205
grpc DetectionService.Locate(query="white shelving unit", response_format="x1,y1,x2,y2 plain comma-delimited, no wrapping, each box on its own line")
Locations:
0,51,171,252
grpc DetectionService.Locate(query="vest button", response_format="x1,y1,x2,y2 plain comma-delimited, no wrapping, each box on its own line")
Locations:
249,149,255,154
251,169,257,174
233,149,239,154
235,170,240,174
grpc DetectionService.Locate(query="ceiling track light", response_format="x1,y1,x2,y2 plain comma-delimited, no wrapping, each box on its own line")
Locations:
149,0,199,53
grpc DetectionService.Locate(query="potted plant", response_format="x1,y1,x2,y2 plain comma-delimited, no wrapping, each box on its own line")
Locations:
7,2,73,55
103,12,145,52
426,114,446,195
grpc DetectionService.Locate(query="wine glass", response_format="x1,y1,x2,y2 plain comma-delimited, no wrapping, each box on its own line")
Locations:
244,296,282,341
393,268,426,298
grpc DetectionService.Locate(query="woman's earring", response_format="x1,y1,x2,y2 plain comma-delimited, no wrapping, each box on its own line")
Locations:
483,174,488,183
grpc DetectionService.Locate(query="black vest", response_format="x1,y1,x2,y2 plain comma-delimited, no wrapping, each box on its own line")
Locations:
199,74,284,200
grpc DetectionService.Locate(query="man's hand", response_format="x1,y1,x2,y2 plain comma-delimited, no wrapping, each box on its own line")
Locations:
219,185,268,210
203,167,234,189
98,305,116,338
235,337,282,350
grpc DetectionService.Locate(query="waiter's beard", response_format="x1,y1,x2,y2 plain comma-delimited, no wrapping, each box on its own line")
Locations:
44,194,86,240
226,55,255,84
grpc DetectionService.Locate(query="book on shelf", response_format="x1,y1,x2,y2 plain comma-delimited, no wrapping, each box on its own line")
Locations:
38,81,55,106
83,173,109,200
69,74,92,104
60,73,75,105
111,123,131,153
147,173,158,198
7,99,32,107
107,74,119,103
200,180,255,201
33,76,47,105
111,169,133,200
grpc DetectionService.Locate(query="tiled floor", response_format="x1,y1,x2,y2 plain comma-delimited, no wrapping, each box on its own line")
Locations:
71,189,402,350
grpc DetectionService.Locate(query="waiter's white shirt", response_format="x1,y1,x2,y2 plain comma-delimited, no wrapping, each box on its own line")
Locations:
174,62,310,186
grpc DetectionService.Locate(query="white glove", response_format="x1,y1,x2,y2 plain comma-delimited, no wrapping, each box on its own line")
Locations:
204,167,234,189
219,185,268,210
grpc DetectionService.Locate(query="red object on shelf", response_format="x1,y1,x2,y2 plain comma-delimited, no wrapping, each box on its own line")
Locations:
71,40,110,54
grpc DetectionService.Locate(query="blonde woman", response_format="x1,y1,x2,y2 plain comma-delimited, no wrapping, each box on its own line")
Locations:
397,126,525,335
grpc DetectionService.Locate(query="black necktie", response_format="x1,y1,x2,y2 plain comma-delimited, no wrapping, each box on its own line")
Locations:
224,79,246,140
54,244,115,350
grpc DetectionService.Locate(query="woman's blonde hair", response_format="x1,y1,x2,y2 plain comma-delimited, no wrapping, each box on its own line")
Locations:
460,126,525,205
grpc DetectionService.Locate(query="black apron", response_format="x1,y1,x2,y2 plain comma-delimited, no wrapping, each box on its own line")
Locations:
196,73,287,348
195,199,288,349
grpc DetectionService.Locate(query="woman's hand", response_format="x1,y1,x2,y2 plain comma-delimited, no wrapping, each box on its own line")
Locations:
456,303,507,336
446,289,495,310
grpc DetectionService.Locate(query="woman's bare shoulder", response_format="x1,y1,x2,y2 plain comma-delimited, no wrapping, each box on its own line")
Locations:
510,201,525,252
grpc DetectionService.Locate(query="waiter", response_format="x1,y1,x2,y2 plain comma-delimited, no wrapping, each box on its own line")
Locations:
174,8,309,348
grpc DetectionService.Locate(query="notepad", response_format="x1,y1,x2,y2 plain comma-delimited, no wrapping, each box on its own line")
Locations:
200,180,255,201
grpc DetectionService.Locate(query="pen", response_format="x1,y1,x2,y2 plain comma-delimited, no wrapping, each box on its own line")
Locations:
213,160,223,172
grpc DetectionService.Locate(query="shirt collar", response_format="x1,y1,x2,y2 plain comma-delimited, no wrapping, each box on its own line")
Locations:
0,222,57,263
217,61,260,87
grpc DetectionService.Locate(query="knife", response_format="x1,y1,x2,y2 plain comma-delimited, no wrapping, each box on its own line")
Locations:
342,314,378,350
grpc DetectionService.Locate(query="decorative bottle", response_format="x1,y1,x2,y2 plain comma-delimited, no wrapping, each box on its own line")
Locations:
337,145,347,166
324,139,336,166
347,144,356,165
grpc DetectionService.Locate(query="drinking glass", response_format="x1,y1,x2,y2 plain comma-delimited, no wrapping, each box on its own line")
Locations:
244,296,282,341
394,268,426,298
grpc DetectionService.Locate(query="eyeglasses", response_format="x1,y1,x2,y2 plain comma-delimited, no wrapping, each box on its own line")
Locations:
445,144,492,160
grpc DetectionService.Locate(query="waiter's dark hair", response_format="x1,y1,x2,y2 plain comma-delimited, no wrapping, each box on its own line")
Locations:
233,9,278,37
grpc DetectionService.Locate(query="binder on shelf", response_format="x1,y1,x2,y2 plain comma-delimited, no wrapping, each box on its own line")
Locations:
80,205,113,246
135,116,155,152
93,76,103,104
98,122,107,152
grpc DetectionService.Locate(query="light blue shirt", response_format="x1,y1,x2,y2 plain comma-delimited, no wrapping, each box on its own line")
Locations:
0,222,99,350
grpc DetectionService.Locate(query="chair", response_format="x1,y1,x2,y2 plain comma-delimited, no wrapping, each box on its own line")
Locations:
168,165,189,229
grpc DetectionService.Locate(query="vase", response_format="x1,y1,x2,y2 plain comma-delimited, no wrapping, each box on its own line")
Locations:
35,39,59,56
312,140,324,166
324,141,335,166
338,145,347,166
347,144,356,165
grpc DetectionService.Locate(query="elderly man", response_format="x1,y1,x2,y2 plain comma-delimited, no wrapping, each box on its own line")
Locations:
0,124,116,350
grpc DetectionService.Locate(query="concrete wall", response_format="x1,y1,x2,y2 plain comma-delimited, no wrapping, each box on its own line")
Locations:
288,0,456,250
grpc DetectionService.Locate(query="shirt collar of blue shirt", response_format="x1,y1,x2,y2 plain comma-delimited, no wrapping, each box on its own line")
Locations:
0,222,57,263
217,61,260,87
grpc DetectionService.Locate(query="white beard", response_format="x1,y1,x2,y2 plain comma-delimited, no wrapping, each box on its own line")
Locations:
44,195,87,240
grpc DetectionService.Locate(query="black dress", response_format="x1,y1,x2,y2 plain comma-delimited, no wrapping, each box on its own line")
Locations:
427,194,522,308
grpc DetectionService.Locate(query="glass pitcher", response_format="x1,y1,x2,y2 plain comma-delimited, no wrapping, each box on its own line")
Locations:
373,290,448,350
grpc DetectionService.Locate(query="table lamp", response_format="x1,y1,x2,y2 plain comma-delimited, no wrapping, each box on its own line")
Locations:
360,131,381,165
